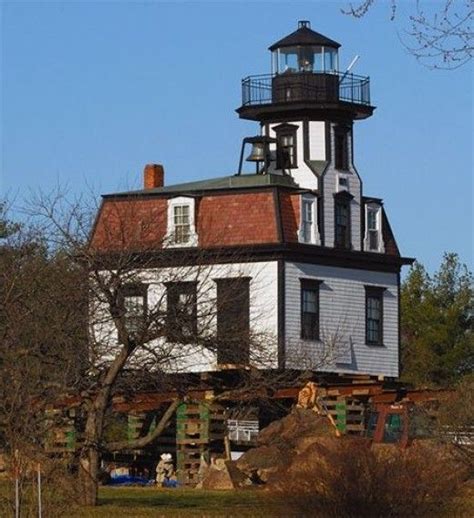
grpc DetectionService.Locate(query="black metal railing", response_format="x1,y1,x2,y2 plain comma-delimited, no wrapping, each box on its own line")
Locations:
241,71,371,107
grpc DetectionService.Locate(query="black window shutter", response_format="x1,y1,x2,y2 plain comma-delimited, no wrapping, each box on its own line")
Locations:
216,278,250,365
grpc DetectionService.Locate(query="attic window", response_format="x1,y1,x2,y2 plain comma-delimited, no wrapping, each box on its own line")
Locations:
299,193,320,245
364,203,385,253
173,205,190,244
166,196,198,247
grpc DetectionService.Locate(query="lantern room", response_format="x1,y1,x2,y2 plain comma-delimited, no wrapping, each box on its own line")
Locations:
237,20,374,122
270,21,340,75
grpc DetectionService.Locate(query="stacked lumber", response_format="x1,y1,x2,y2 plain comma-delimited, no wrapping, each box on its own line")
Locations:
319,396,365,435
44,408,79,453
175,402,226,485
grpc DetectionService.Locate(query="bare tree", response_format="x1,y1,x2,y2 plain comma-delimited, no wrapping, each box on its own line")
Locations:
15,189,287,506
1,189,355,508
342,0,474,69
0,207,87,515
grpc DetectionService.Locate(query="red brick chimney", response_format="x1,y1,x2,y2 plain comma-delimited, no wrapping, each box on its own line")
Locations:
144,164,164,189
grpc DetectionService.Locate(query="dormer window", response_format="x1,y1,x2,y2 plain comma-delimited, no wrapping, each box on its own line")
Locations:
299,194,320,244
334,126,349,170
367,209,378,249
173,205,190,244
274,123,298,170
364,202,385,253
166,196,198,247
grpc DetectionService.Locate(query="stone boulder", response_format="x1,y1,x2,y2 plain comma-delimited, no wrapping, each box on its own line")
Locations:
235,409,334,483
257,408,332,449
198,459,251,490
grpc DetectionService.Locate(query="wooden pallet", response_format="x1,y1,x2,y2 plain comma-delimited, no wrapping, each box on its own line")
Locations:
320,396,366,435
175,402,226,485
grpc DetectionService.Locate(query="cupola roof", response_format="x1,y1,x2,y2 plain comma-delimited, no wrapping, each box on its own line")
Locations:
269,20,341,51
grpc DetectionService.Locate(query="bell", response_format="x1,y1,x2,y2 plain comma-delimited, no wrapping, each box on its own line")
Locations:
246,142,266,162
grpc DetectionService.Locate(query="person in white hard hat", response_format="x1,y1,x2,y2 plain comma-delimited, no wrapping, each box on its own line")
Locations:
155,453,174,486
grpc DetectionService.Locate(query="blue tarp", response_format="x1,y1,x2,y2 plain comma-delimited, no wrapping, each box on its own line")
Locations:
108,475,154,486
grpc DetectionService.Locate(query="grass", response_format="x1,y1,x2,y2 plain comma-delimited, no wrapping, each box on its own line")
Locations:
80,480,474,518
0,481,277,518
74,487,275,517
1,479,473,517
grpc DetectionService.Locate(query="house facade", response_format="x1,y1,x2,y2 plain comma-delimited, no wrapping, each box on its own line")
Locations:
90,21,413,379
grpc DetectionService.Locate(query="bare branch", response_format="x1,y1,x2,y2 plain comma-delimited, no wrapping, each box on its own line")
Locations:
106,400,180,451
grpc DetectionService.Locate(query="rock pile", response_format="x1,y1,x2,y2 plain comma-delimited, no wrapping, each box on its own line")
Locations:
199,408,336,488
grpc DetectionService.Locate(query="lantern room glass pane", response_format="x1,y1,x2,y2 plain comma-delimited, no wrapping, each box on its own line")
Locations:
278,47,299,73
324,48,337,72
274,46,338,74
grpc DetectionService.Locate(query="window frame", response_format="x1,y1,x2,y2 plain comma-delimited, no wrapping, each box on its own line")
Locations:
173,204,191,245
119,283,148,338
364,202,385,253
273,123,298,170
300,279,321,341
334,191,353,249
299,194,320,245
365,286,385,346
166,281,198,343
166,196,198,248
334,125,350,171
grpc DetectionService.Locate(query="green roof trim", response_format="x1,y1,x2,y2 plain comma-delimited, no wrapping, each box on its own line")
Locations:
104,173,299,197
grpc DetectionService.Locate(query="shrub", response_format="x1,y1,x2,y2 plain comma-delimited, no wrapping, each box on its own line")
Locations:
269,438,467,517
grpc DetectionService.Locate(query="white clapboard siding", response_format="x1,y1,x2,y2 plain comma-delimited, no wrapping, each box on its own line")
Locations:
284,261,399,378
267,121,319,190
92,261,279,373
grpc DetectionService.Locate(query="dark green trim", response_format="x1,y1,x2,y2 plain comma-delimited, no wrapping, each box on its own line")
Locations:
364,286,386,347
90,243,414,273
273,188,284,243
277,260,286,368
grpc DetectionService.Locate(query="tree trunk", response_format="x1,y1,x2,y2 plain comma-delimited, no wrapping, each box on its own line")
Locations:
78,445,100,506
75,343,132,506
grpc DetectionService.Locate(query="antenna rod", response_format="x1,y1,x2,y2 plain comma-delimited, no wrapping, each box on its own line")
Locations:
340,55,360,83
346,55,360,73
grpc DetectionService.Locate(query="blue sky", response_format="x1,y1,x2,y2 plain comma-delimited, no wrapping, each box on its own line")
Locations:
1,1,472,273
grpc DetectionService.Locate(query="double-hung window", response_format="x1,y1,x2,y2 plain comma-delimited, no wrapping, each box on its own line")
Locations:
334,191,352,249
166,282,197,343
173,205,190,244
365,287,384,346
120,284,148,337
274,123,298,170
367,208,379,250
277,134,296,169
299,194,320,245
301,198,313,243
166,196,198,247
300,280,321,340
364,203,384,253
